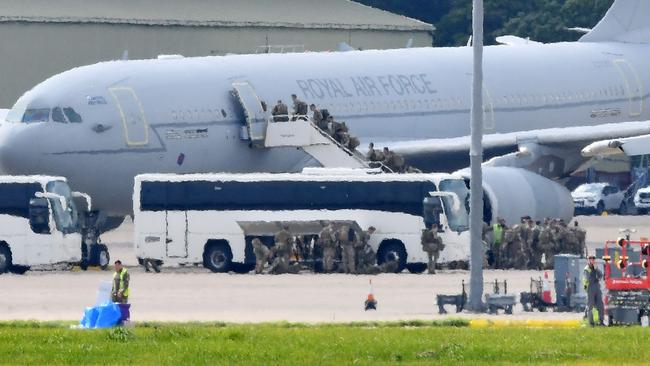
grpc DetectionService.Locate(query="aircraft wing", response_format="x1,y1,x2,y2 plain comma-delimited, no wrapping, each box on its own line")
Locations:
582,133,650,157
384,120,650,175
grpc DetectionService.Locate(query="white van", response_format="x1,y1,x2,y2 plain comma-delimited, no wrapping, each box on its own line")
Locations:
133,171,471,273
0,176,109,274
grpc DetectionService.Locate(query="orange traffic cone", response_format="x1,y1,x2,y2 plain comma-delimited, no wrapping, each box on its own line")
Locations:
365,279,377,311
542,271,552,304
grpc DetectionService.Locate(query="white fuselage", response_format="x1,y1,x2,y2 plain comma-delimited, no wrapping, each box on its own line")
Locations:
0,42,649,215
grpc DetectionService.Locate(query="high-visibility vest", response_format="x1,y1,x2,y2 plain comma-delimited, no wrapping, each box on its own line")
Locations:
114,268,130,297
493,224,503,246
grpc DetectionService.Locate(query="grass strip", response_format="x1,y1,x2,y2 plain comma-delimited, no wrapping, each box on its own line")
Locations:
0,321,647,365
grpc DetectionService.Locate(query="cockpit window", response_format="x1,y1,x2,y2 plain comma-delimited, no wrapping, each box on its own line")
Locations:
21,108,50,123
52,107,66,123
63,107,82,123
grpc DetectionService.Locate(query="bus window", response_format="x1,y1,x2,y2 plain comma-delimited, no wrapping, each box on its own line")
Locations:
423,196,443,229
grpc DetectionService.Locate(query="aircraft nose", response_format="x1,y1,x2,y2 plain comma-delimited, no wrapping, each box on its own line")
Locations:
0,123,25,175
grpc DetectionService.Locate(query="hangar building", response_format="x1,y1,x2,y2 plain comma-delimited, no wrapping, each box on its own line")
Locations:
0,0,433,107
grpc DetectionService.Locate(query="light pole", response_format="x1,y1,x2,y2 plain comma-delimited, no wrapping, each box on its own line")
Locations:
468,0,484,312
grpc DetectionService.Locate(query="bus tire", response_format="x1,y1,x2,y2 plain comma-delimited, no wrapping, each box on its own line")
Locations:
10,265,29,275
90,244,110,270
0,244,12,274
203,241,233,273
377,240,407,273
406,263,427,274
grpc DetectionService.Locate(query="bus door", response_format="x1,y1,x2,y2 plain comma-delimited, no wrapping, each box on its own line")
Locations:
231,81,268,147
109,87,150,146
166,211,188,258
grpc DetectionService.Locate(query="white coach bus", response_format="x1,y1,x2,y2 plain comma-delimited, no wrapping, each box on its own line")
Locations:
133,171,471,273
0,176,109,274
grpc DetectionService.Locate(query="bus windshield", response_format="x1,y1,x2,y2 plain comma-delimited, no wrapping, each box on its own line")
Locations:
438,178,470,232
46,180,78,233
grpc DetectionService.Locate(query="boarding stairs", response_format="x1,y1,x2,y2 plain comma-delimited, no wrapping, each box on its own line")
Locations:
232,81,389,170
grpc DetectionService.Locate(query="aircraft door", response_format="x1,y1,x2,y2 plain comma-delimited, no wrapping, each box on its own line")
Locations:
613,59,643,117
231,81,269,147
109,87,150,146
166,211,188,258
483,85,496,131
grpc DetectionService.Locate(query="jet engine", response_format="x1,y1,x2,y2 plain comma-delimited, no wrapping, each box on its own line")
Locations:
455,166,573,226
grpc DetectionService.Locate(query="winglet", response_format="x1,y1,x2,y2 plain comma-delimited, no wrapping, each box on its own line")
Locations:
580,0,650,43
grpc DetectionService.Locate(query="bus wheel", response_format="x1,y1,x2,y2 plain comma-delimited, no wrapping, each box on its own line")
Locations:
406,263,427,274
0,244,12,274
377,240,406,273
203,241,233,273
10,265,29,275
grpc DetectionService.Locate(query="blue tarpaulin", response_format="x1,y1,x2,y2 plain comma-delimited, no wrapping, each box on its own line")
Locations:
80,302,122,329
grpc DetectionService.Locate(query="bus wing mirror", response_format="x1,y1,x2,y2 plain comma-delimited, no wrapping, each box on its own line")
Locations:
35,191,68,211
72,191,92,211
429,191,461,213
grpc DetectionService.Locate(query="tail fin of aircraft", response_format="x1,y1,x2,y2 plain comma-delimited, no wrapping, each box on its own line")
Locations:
580,0,650,43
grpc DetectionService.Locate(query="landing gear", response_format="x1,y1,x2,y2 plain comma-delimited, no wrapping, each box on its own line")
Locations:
79,210,111,271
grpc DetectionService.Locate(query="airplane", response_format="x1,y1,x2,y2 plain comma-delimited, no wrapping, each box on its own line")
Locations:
0,0,649,229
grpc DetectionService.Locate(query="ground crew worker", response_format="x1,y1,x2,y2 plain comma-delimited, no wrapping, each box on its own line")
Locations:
272,100,289,122
111,260,130,304
291,94,308,121
583,255,605,326
252,238,271,274
270,225,293,274
491,218,506,269
421,225,444,274
338,224,356,274
319,222,337,273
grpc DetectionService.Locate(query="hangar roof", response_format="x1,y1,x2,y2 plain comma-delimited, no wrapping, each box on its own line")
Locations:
0,0,433,31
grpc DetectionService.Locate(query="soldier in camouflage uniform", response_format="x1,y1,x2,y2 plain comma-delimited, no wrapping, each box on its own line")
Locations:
421,225,444,274
509,218,529,270
338,224,356,274
356,227,375,268
571,221,587,257
538,219,555,269
319,222,337,273
528,219,542,270
252,238,271,274
356,232,382,275
270,225,293,274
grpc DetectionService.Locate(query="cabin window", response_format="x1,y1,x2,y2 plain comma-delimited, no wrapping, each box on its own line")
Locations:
63,107,82,123
22,108,50,123
52,107,66,123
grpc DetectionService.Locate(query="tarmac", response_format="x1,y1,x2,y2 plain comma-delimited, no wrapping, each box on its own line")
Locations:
0,214,648,323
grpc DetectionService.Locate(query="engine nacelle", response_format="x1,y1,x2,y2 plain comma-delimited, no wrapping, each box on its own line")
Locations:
456,167,573,226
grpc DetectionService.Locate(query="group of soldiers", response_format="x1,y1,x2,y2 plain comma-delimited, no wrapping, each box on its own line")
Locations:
485,216,586,270
270,96,361,152
251,223,399,275
366,142,420,173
